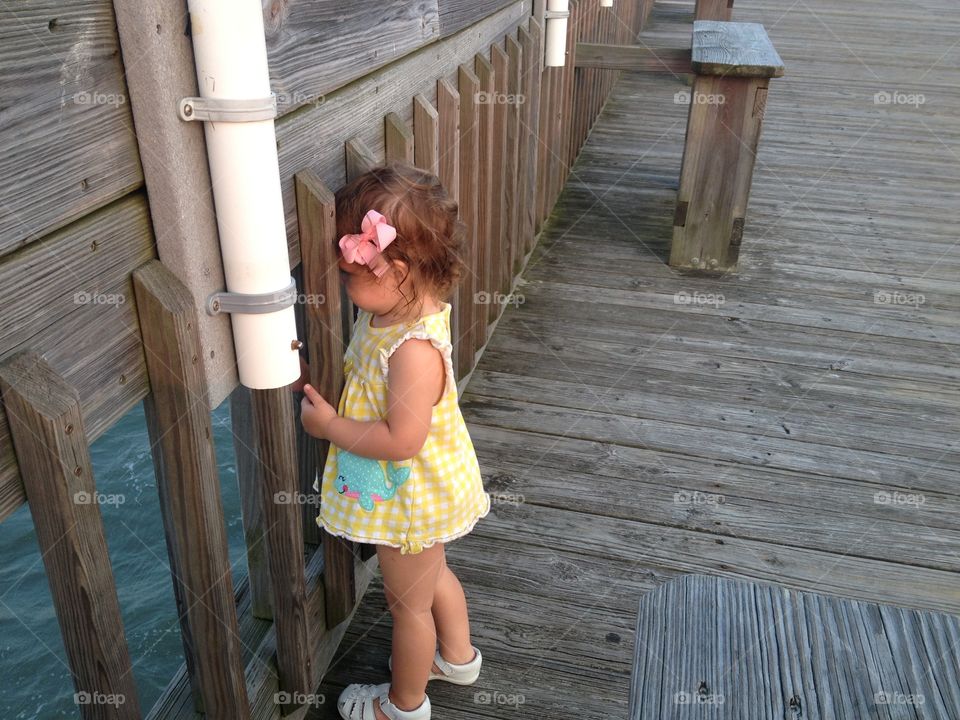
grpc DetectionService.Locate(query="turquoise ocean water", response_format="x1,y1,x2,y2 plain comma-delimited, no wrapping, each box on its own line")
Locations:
0,400,250,719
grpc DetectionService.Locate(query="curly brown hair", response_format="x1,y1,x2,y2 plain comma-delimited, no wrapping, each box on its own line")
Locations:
334,161,466,317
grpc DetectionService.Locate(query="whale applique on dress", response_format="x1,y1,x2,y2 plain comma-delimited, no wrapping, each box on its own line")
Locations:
335,449,410,511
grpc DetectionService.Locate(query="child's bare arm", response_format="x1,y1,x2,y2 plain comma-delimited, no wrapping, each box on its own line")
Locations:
300,338,444,461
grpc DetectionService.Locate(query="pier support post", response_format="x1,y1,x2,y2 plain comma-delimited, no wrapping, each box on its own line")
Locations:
670,21,784,273
0,352,142,720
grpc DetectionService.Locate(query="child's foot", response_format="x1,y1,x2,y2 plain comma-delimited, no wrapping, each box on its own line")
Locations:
337,682,430,720
389,646,482,685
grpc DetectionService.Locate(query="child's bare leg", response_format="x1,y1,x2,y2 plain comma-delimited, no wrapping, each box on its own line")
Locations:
377,542,445,714
431,545,476,664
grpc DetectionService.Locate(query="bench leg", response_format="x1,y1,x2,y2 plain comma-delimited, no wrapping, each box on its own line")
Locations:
670,74,769,273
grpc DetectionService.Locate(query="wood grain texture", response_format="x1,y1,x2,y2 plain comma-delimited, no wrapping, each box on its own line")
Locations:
691,20,785,77
695,0,734,21
474,52,496,337
488,43,510,325
0,194,155,524
629,575,960,718
437,78,461,203
413,93,440,175
133,260,251,719
0,0,142,257
294,170,357,628
504,35,523,295
0,351,142,719
456,64,481,378
384,111,415,164
575,44,694,73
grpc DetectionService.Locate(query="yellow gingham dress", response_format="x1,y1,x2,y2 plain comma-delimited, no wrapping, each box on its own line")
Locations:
314,301,490,554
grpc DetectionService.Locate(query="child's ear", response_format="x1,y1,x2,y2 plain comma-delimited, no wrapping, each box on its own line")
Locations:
389,259,410,283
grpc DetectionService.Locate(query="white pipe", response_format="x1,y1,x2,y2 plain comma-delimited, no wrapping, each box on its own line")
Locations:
185,0,300,389
600,0,613,7
544,0,569,67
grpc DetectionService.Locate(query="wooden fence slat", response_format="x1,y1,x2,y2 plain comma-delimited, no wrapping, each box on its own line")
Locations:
413,94,440,175
456,64,481,379
343,136,382,563
489,43,510,326
519,21,542,256
436,78,463,378
132,260,251,719
295,169,357,628
230,385,273,620
474,52,496,344
384,111,415,164
250,386,313,705
504,35,523,294
0,351,142,720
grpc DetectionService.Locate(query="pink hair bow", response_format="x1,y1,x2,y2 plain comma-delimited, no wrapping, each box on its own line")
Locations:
338,209,397,278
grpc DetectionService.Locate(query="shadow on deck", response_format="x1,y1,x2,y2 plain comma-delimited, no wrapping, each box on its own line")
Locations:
312,0,960,716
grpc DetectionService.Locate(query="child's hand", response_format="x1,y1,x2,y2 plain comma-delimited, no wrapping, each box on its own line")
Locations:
290,355,310,393
300,383,337,439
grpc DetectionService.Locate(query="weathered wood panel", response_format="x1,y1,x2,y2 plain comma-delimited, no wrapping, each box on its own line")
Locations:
474,52,496,338
412,93,440,175
0,352,141,719
629,575,960,719
384,112,415,164
456,63,481,377
438,0,516,37
0,194,155,524
0,0,142,257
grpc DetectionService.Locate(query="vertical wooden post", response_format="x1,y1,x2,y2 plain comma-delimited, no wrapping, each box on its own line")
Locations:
0,351,142,720
489,43,510,325
504,34,523,295
696,0,733,21
250,386,313,705
436,78,463,375
474,51,496,336
671,23,783,273
385,112,415,164
456,64,481,379
230,385,273,619
519,21,543,257
132,260,251,719
413,94,440,176
295,169,358,628
344,136,382,563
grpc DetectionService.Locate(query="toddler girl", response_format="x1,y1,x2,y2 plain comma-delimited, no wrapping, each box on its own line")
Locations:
297,162,491,720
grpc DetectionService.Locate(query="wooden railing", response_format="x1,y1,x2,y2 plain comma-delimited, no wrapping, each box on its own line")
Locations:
0,2,650,718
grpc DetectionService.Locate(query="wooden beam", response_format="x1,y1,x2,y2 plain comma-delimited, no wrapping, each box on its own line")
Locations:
0,351,142,720
574,43,693,73
413,94,440,176
132,260,250,719
294,169,357,628
475,51,497,337
491,42,512,324
518,21,542,257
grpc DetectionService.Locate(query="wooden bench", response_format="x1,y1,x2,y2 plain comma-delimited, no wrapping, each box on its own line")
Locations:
670,21,784,273
628,575,960,718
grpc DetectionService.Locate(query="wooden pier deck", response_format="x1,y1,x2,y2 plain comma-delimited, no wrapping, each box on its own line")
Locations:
312,0,960,717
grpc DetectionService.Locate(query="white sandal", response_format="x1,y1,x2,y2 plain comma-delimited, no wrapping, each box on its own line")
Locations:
388,645,482,685
337,682,431,720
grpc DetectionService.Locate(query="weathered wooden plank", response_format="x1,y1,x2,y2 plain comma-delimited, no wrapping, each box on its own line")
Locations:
250,387,313,705
412,93,440,175
474,51,496,337
0,194,155,524
437,78,461,203
133,260,251,718
574,43,693,72
0,351,142,719
692,21,785,77
0,1,142,257
266,0,441,116
488,42,510,322
456,63,481,378
230,385,273,620
503,36,522,301
629,575,960,719
343,135,378,346
294,170,357,628
518,21,542,256
384,111,415,164
695,0,734,21
438,0,516,37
